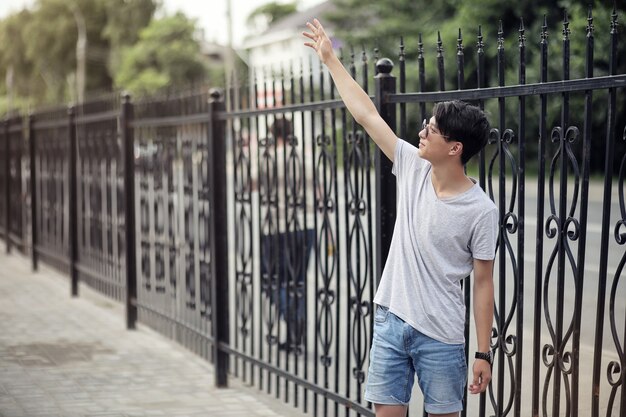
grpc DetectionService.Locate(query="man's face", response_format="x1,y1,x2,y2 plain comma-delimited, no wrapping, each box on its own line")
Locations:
418,116,455,163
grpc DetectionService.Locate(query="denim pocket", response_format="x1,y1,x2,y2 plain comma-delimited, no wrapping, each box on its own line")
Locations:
374,305,389,323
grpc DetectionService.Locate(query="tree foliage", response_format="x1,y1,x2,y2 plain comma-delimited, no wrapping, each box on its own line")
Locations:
326,0,625,173
0,0,156,109
114,12,207,95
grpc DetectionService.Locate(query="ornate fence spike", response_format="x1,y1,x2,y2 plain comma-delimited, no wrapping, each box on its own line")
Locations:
563,9,571,40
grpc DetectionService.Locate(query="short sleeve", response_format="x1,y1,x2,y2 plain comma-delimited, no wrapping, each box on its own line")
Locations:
470,207,499,260
392,139,423,177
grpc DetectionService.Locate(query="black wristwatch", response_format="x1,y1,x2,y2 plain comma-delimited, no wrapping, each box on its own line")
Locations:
475,351,493,365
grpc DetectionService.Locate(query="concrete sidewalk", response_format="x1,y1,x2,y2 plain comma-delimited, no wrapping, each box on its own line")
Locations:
0,246,305,417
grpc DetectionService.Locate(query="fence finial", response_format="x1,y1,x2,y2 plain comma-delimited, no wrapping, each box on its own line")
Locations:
562,10,571,40
399,36,405,62
457,28,464,56
498,20,504,49
418,33,424,59
375,58,394,75
477,25,484,53
209,88,223,102
610,2,618,34
541,15,549,43
436,31,443,57
519,18,526,47
586,4,594,37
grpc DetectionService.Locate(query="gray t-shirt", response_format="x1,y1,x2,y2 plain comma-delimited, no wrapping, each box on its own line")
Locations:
374,139,498,344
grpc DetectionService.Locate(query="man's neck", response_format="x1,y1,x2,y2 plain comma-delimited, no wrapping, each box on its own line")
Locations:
430,162,473,199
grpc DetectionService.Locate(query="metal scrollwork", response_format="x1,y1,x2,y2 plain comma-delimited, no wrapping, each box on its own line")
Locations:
234,131,253,341
259,135,280,347
604,125,626,416
315,133,337,369
346,129,373,388
487,125,519,416
542,123,582,417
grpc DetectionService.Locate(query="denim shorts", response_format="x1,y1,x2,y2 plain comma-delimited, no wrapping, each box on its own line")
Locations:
364,305,467,414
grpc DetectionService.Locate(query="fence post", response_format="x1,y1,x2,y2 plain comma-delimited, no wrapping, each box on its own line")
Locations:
4,118,9,254
208,88,229,387
28,113,38,271
68,105,79,296
374,58,397,284
121,93,137,329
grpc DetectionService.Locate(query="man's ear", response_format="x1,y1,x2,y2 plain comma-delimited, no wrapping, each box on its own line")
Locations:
449,141,463,156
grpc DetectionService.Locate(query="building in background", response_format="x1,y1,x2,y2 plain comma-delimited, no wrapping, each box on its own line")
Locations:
243,0,337,108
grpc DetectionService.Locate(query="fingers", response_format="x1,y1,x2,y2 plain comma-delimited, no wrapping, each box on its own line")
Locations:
303,18,329,54
469,363,491,394
469,373,481,394
313,18,324,31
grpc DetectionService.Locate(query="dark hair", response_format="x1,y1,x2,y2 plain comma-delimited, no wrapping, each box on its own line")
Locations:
433,100,490,165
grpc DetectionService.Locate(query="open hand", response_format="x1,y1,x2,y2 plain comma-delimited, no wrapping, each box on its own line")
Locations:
303,18,334,64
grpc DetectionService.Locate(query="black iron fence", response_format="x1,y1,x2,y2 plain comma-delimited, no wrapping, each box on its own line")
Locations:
1,6,625,417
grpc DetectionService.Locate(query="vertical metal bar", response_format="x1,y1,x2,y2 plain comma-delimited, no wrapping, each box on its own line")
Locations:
592,6,618,417
477,26,486,191
4,118,12,254
252,68,263,391
28,114,38,271
532,16,548,417
516,18,526,417
309,55,319,417
496,21,506,417
373,58,396,284
343,49,352,417
209,88,229,388
456,27,470,417
69,106,79,296
476,27,487,417
436,31,445,91
298,59,309,414
399,38,406,141
4,119,9,253
417,34,426,122
318,58,329,417
553,13,571,417
288,62,299,407
278,67,290,403
360,47,370,413
329,58,341,417
572,7,595,417
457,28,465,90
121,93,137,329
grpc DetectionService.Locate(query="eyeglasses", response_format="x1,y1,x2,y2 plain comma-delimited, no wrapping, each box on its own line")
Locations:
422,119,449,139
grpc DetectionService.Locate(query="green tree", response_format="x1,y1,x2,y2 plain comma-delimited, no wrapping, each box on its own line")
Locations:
114,12,207,95
0,0,156,109
0,9,41,110
326,0,625,174
102,0,158,73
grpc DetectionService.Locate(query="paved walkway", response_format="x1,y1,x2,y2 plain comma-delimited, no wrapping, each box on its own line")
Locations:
0,245,305,417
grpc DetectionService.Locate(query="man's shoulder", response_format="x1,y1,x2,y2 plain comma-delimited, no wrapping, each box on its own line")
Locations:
467,185,498,213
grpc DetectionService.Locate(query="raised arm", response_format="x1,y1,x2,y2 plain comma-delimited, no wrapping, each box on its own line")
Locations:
303,19,397,161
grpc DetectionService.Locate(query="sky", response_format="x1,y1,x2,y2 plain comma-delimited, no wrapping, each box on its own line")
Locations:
0,0,324,47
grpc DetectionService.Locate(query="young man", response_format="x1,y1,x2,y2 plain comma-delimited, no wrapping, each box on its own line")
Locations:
303,19,498,417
